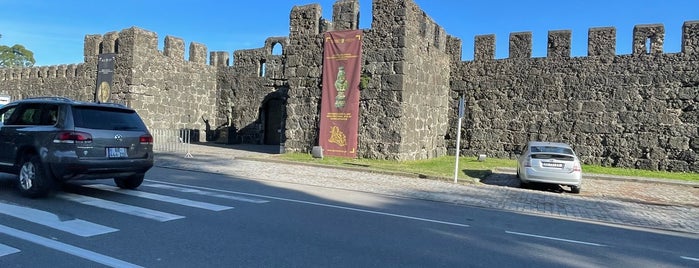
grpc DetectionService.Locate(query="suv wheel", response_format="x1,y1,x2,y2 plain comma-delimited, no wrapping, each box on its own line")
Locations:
18,154,54,198
115,173,145,189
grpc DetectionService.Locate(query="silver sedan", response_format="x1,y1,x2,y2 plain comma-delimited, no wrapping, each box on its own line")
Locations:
516,141,582,193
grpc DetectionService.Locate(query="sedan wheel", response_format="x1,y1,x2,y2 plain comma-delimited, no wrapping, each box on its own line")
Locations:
517,169,530,189
18,155,53,198
570,185,581,194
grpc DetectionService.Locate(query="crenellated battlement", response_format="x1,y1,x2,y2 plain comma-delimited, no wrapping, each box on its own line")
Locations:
508,32,532,59
164,36,185,59
472,20,699,61
547,30,571,58
332,0,360,31
82,27,209,65
288,0,360,37
214,0,357,73
588,27,616,57
683,20,699,53
0,64,83,81
290,4,323,38
211,36,289,68
458,18,698,172
633,24,664,55
210,51,230,67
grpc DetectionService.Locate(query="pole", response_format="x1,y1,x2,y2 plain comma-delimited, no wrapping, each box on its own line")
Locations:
454,96,464,183
453,116,462,183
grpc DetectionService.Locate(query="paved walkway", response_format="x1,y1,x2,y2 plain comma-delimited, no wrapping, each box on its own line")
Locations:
155,144,699,235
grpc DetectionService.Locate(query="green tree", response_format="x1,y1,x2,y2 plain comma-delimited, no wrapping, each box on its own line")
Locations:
0,34,36,68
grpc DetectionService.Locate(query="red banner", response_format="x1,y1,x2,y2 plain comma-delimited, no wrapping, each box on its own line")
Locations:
319,30,363,158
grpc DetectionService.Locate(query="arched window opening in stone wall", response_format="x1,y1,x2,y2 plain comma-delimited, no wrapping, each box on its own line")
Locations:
115,39,120,54
99,42,104,54
272,43,283,55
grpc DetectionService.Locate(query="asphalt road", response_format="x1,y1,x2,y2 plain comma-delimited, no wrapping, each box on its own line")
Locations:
0,168,697,267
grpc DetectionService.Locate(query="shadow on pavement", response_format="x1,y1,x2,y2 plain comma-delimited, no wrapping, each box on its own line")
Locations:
191,142,281,154
479,171,573,194
462,169,492,180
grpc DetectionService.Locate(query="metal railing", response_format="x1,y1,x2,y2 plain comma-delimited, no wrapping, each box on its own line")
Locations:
151,128,194,158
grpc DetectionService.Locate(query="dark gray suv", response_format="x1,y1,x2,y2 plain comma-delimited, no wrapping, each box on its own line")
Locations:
0,97,154,197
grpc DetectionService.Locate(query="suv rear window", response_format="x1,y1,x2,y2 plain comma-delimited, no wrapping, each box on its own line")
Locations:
72,106,147,131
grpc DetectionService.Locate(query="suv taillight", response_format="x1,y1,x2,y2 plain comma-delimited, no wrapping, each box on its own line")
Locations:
54,131,93,144
524,156,531,167
140,134,153,144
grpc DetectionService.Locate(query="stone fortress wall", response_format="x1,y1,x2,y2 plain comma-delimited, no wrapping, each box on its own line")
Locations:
0,28,219,134
0,0,696,172
452,22,699,172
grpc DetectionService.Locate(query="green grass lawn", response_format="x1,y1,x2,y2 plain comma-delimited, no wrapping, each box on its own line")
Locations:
278,153,699,183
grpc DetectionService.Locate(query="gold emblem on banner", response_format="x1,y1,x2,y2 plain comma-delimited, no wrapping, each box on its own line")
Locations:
98,81,111,103
329,126,347,147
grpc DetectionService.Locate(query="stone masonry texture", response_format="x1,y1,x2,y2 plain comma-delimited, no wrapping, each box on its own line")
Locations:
0,0,697,172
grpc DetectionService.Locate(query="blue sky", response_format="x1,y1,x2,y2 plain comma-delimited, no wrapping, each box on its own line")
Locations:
1,0,697,66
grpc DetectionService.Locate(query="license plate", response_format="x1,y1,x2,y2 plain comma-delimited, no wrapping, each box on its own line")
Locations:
107,147,128,158
542,162,563,168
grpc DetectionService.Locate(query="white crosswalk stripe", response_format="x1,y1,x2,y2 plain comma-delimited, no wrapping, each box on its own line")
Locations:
0,224,142,267
57,193,185,222
0,201,118,237
143,183,269,204
0,243,20,257
1,182,259,265
84,184,234,211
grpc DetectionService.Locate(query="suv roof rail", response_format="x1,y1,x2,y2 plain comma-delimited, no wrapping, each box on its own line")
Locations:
94,101,128,108
17,97,129,109
23,96,74,102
